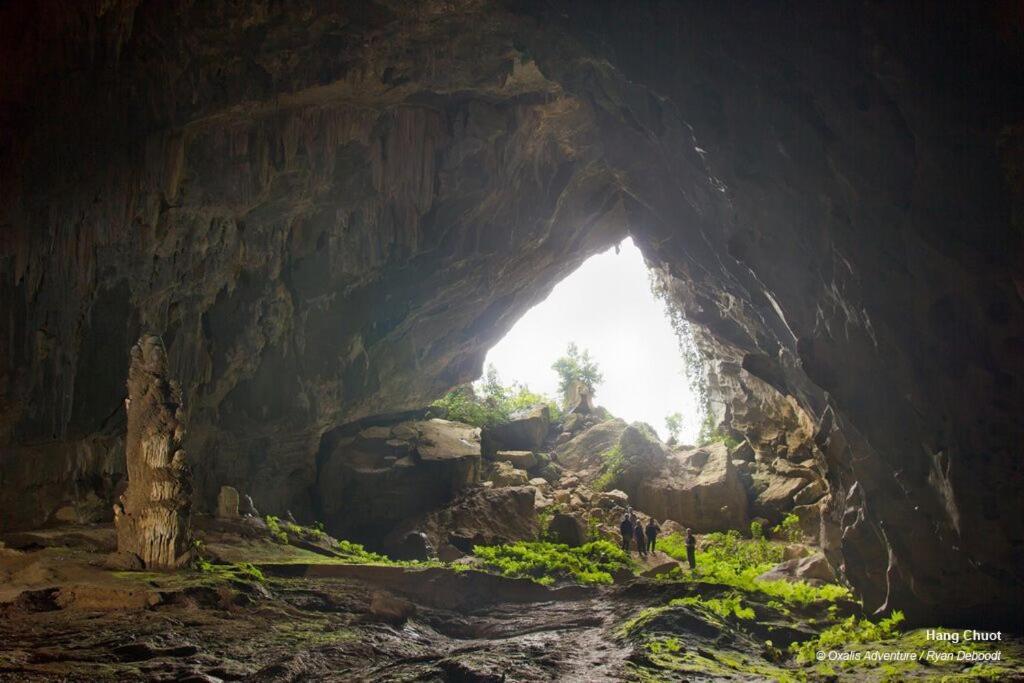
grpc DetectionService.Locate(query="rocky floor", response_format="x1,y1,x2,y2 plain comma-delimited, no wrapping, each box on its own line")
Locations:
2,524,1022,682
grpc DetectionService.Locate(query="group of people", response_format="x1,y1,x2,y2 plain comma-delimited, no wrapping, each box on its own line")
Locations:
619,509,660,556
619,508,697,569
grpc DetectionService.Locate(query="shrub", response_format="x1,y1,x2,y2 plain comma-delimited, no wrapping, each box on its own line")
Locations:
750,520,765,540
774,513,802,542
473,540,631,585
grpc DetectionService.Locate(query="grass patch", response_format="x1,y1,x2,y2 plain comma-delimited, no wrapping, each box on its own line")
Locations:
473,540,631,585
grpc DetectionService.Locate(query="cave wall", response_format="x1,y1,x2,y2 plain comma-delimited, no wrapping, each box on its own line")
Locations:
1,0,1022,624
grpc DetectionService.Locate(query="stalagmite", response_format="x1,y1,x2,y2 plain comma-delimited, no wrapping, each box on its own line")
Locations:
114,336,192,569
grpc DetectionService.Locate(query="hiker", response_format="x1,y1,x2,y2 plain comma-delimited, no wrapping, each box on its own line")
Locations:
685,528,697,570
645,518,661,553
619,512,634,553
633,522,647,556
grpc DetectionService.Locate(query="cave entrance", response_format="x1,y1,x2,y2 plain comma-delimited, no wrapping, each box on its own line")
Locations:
481,236,702,444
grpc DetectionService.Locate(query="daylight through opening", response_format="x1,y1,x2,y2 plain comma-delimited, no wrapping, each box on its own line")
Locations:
481,237,701,444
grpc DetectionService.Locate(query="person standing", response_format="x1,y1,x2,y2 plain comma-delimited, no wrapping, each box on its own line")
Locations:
633,522,647,557
685,528,697,570
645,518,661,553
619,512,634,553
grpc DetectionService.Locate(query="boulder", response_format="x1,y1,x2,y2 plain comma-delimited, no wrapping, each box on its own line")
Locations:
554,419,628,472
481,405,550,454
772,459,818,481
317,418,481,539
547,512,588,547
632,443,748,532
388,531,435,561
216,486,240,519
387,486,539,552
752,474,808,522
487,461,529,487
592,489,630,510
437,544,465,562
529,477,551,492
757,552,837,585
495,450,537,470
794,479,826,506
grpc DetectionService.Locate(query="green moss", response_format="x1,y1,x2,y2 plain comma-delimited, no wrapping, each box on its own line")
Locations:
473,540,631,585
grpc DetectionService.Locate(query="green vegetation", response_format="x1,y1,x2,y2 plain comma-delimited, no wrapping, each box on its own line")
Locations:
664,412,683,444
593,444,624,491
265,515,289,544
790,611,904,663
672,593,755,620
750,519,765,540
431,364,560,427
472,540,631,585
774,513,803,542
659,530,851,607
699,425,742,449
551,342,603,407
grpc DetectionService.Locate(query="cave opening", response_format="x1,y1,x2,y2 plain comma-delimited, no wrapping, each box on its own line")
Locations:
481,235,702,444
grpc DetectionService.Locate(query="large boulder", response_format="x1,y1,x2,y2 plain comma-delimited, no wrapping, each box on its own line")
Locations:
316,418,481,541
481,405,550,454
495,450,537,470
757,552,837,586
486,461,530,487
554,419,628,473
386,486,539,552
632,443,748,533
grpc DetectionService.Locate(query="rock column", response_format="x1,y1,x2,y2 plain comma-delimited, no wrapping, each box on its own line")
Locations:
114,336,192,569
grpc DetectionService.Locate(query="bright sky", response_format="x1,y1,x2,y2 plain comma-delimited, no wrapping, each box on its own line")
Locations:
482,237,700,443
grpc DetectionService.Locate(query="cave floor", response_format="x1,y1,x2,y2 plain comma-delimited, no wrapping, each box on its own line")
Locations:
2,524,1022,682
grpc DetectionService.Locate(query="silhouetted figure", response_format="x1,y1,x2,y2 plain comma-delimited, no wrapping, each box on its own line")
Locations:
619,513,634,553
685,528,697,570
645,519,661,553
634,524,647,556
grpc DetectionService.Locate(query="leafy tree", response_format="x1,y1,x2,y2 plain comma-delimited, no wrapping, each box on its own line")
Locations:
664,412,683,444
551,342,603,407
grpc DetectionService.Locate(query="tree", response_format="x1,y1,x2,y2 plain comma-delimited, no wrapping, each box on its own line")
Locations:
664,412,683,444
551,342,603,407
